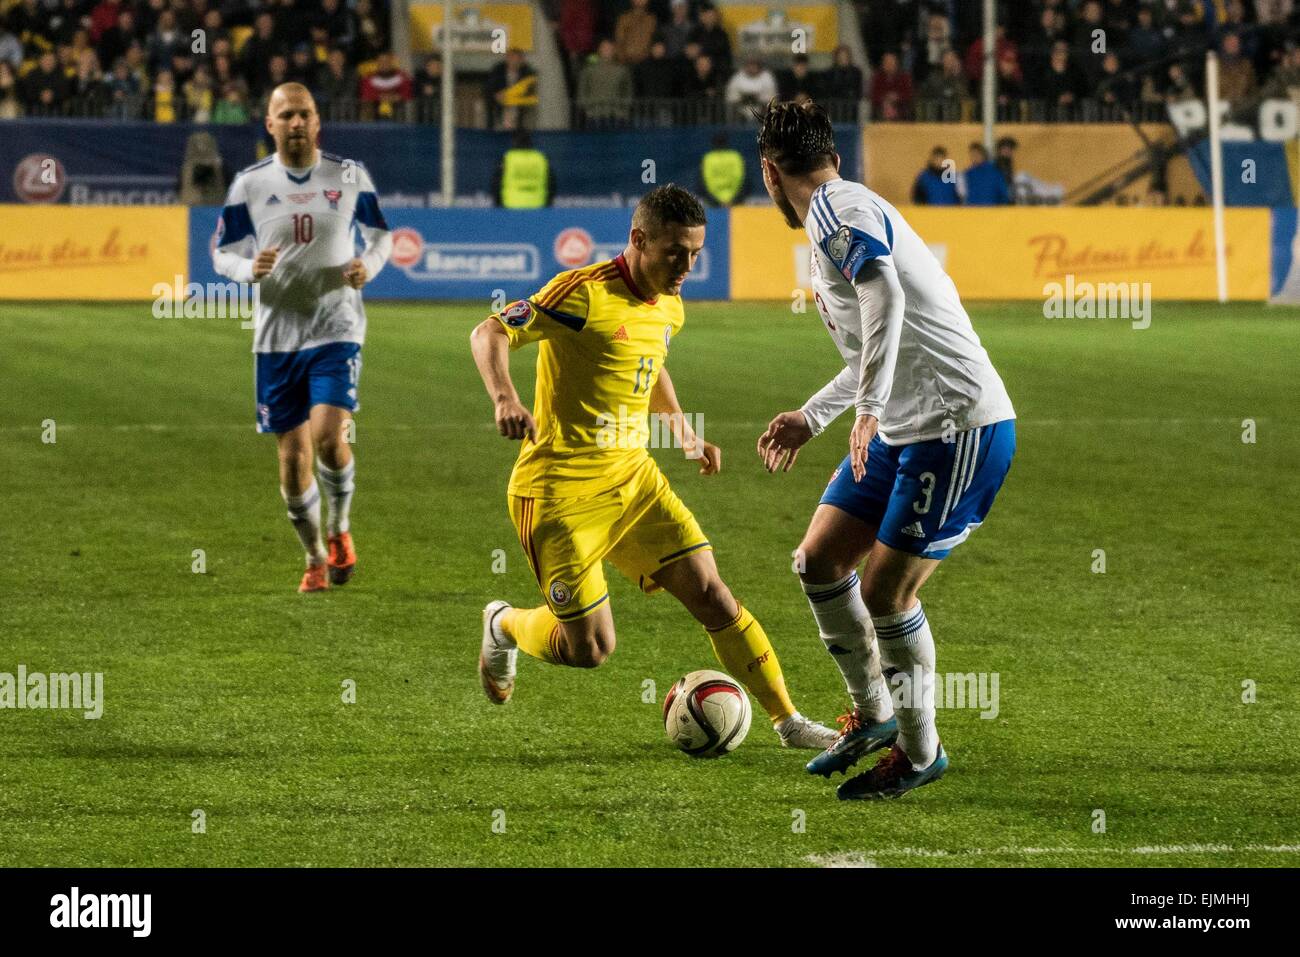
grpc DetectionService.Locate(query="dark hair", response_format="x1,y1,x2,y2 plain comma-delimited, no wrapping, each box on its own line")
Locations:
633,184,707,233
756,99,836,176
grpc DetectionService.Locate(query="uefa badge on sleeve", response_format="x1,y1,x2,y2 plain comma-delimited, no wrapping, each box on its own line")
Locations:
827,225,851,266
503,300,533,327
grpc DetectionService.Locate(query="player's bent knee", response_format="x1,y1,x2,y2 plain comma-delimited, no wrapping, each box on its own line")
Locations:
796,539,857,584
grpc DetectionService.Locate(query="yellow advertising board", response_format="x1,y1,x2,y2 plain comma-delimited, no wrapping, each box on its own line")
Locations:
719,5,838,55
410,3,534,54
0,206,188,300
730,206,1272,301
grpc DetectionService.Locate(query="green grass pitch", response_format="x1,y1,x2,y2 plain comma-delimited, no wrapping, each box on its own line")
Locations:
3,299,1297,867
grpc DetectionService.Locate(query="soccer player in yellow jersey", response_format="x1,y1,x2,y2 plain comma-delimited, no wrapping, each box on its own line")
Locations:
470,185,837,749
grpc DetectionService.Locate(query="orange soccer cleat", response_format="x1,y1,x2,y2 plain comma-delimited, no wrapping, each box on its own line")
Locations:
298,563,330,593
327,532,356,585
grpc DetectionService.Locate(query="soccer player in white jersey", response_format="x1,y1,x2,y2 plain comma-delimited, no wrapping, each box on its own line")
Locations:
213,83,393,593
754,101,1017,799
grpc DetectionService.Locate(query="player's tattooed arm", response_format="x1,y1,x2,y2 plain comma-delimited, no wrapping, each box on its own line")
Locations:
650,367,721,475
848,260,904,480
470,318,536,441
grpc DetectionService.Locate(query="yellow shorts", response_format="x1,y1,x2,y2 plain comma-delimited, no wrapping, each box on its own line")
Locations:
509,457,711,621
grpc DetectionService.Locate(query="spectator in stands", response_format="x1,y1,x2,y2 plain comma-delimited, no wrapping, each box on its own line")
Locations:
146,8,183,74
960,142,1011,205
414,53,442,111
1124,6,1166,67
288,43,317,88
995,136,1017,192
200,9,229,56
486,47,536,130
917,11,953,85
22,50,70,115
316,47,356,112
1262,44,1300,98
965,24,1018,85
821,45,863,102
1218,32,1258,104
660,0,693,60
870,51,913,120
73,47,104,99
725,56,776,121
0,25,22,70
684,52,722,102
94,9,133,70
556,0,596,95
1163,62,1197,104
0,60,21,119
578,38,633,123
1020,6,1068,87
152,67,176,122
104,55,139,116
690,4,731,75
912,146,959,205
353,0,388,64
1040,42,1086,115
1071,1,1107,83
184,63,214,122
89,0,121,44
637,39,682,99
995,52,1025,109
918,48,968,119
240,12,281,96
1097,51,1136,109
615,0,657,66
212,82,249,123
777,53,820,102
361,50,413,122
316,0,355,52
275,0,314,50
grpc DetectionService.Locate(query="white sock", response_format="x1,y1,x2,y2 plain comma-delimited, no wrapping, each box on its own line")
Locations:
873,602,938,769
802,573,893,722
317,459,355,536
282,481,326,564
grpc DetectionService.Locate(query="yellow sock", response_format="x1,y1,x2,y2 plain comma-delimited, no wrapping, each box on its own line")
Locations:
502,606,569,665
706,605,796,723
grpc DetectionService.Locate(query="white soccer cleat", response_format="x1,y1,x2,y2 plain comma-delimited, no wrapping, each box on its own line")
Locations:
775,712,840,750
478,600,517,705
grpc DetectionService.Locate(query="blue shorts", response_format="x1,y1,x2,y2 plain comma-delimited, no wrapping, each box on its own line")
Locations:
254,341,361,434
820,419,1016,560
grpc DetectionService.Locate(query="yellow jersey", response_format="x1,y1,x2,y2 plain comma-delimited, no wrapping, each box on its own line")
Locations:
493,254,685,497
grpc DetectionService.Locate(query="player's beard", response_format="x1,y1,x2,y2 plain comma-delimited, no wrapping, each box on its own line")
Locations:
772,182,802,229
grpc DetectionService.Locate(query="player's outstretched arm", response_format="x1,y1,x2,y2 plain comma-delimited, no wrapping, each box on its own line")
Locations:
470,317,536,441
756,366,857,473
848,259,905,480
650,367,720,475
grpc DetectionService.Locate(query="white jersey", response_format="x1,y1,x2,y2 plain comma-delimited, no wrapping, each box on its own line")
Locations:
213,151,393,354
801,178,1015,445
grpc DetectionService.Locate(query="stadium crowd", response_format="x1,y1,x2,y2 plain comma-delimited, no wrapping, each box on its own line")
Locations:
0,0,1297,124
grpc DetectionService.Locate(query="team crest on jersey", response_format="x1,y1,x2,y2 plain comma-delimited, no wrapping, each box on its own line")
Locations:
549,579,572,607
288,192,316,204
502,300,532,327
324,189,342,210
827,225,852,264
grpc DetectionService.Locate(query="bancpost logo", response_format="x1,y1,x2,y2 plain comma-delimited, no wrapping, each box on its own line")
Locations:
394,233,540,282
14,153,66,203
554,227,594,268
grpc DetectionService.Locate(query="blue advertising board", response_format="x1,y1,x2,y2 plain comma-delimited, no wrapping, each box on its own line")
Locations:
189,206,732,300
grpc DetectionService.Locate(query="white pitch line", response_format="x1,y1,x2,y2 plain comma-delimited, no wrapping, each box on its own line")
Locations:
806,844,1300,866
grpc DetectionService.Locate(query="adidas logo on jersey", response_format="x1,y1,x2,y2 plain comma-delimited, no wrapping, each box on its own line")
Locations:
900,522,925,538
266,194,281,205
613,325,629,341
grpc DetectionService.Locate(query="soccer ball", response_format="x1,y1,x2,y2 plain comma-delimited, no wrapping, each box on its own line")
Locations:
662,670,752,758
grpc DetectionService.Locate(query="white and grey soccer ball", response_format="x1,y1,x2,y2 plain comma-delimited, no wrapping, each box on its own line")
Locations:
662,669,752,758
